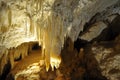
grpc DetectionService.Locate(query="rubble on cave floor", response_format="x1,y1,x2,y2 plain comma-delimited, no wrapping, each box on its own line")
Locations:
6,48,42,80
59,38,107,80
6,36,120,80
13,62,65,80
8,38,105,80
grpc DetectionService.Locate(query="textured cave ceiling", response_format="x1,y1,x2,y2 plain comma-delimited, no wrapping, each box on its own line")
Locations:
0,0,119,48
0,0,120,75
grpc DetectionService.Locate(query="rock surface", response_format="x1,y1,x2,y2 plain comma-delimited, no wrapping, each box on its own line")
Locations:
0,42,38,80
91,36,120,80
0,0,120,80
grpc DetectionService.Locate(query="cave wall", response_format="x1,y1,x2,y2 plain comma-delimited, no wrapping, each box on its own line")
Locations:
0,42,38,80
0,0,120,79
0,0,119,52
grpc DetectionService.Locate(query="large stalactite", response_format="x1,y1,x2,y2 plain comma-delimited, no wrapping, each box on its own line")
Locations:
0,0,120,80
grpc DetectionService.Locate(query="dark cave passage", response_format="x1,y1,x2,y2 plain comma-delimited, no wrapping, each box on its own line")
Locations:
2,15,120,80
32,42,41,50
72,15,120,80
74,15,120,53
0,1,120,80
60,37,107,80
0,60,11,80
0,42,42,80
93,15,120,42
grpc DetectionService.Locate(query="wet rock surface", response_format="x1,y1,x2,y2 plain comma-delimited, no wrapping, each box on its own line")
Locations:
0,0,120,80
4,36,120,80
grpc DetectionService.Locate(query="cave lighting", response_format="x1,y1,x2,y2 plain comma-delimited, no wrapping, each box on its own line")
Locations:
0,0,63,72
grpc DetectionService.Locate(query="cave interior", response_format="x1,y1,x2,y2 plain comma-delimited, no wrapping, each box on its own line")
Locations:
0,0,120,80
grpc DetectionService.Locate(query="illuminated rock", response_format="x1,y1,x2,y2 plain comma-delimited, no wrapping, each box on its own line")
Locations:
80,21,107,41
0,0,119,73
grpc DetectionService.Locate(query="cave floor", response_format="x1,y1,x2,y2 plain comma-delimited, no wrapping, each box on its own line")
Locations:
6,44,106,80
6,39,120,80
6,48,64,80
7,49,42,79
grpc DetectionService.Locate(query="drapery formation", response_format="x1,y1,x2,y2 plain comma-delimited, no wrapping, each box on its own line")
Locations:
0,0,119,71
0,0,64,71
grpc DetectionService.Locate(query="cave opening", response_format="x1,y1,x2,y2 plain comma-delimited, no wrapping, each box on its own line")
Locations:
0,60,11,80
32,42,41,50
1,12,120,80
107,15,120,41
92,15,120,42
72,15,120,80
74,15,120,53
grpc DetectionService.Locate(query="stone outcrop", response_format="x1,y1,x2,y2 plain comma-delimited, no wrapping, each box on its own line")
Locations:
91,38,120,80
0,0,120,80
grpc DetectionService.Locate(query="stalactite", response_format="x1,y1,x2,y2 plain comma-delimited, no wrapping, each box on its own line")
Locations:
39,0,43,11
44,28,50,71
34,22,37,40
0,49,8,75
8,49,14,69
36,0,39,11
25,18,27,37
38,14,63,71
24,44,28,58
39,26,41,45
50,15,62,70
59,17,64,47
30,17,33,34
8,7,12,27
14,47,21,60
36,23,38,41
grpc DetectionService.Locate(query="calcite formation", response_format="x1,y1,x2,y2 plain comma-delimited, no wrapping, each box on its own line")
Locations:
0,42,34,80
0,0,120,79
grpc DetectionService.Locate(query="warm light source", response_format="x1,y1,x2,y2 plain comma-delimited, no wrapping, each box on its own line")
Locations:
50,55,61,71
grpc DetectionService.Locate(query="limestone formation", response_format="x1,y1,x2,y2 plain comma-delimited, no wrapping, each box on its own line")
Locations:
0,0,120,80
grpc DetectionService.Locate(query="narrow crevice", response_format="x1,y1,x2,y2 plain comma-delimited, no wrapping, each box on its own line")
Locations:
0,60,11,80
74,38,88,52
32,42,41,50
92,15,120,42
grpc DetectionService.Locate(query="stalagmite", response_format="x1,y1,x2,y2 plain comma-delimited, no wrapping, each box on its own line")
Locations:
0,0,119,75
